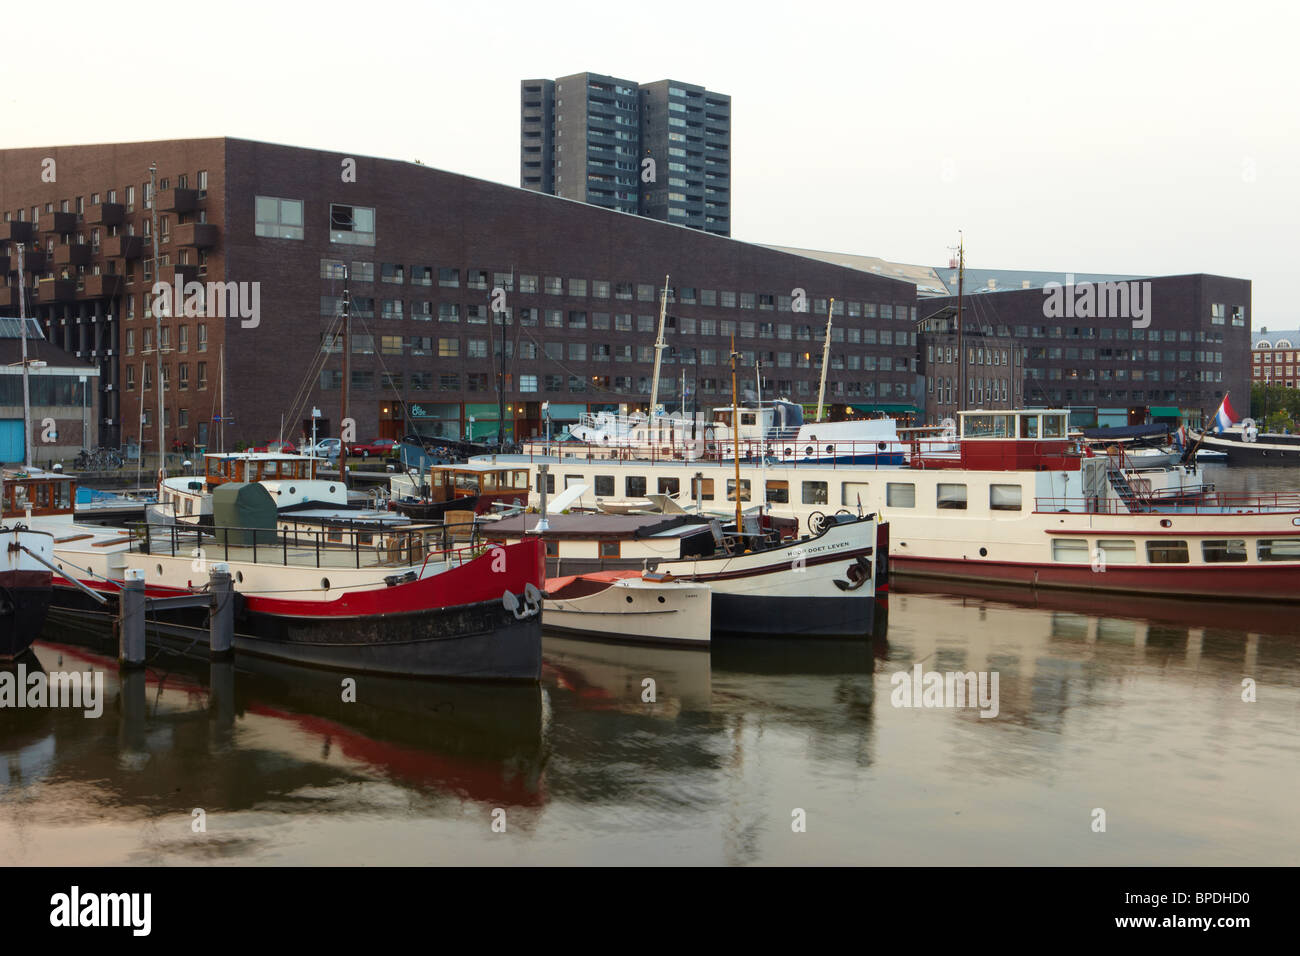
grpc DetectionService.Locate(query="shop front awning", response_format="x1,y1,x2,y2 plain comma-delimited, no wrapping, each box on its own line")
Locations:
1149,405,1181,417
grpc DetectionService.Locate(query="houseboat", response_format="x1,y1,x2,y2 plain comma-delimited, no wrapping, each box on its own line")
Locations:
1,470,60,657
479,407,1300,602
20,471,547,680
1186,425,1300,465
483,510,879,637
156,451,349,524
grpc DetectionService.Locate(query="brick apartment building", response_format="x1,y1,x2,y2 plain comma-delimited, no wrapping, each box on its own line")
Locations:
1,138,918,453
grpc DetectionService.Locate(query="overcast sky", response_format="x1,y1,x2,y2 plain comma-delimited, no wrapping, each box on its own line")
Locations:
5,0,1296,325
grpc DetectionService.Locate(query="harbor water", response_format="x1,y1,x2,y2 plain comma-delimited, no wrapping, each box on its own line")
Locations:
2,464,1297,866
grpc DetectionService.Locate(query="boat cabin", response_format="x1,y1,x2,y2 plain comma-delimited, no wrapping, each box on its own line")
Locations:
2,470,77,519
423,465,530,509
916,409,1081,471
204,453,319,487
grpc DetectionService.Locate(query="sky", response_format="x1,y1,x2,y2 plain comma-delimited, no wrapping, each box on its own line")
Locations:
4,0,1297,326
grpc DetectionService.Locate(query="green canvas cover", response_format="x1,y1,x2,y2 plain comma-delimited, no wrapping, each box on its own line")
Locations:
211,482,279,547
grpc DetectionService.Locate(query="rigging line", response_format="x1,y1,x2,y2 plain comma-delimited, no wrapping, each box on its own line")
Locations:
282,310,344,433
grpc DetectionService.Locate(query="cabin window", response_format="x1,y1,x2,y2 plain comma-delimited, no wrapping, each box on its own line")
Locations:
886,483,915,508
1043,415,1066,438
455,472,479,494
989,484,1022,511
766,480,789,504
741,413,756,425
1147,540,1190,564
658,477,680,496
936,483,968,510
482,472,500,492
512,470,529,490
1097,539,1137,564
594,475,615,496
1258,539,1300,561
536,472,555,495
545,540,559,557
1052,539,1090,562
599,540,620,559
1202,539,1247,563
626,476,647,497
726,479,751,502
692,477,715,501
802,481,828,505
841,482,869,507
963,415,994,438
1019,415,1039,438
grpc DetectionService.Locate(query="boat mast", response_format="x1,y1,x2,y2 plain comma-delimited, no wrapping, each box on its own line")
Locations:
730,333,742,531
649,274,669,418
17,243,32,469
341,263,351,488
756,357,766,511
956,231,965,413
815,296,834,422
150,164,165,480
219,342,226,453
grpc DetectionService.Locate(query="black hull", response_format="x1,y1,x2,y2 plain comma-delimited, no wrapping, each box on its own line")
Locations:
47,586,542,681
0,577,52,659
1190,432,1300,466
711,593,875,638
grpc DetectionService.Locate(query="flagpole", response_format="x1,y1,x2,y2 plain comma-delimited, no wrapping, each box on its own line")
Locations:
1185,391,1228,462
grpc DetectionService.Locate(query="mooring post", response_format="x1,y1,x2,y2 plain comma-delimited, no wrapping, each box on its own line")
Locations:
537,463,550,532
119,568,146,669
209,562,234,659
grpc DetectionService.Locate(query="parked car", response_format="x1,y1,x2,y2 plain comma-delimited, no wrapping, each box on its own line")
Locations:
250,440,298,454
307,438,342,459
347,438,398,459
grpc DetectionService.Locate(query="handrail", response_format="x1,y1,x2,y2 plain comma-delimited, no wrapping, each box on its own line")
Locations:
1034,492,1300,516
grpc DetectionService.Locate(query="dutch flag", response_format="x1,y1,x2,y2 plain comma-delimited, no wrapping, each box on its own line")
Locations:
1214,395,1237,433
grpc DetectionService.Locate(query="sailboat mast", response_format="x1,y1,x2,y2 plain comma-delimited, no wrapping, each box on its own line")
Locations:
219,343,225,453
956,232,965,412
816,297,834,422
730,334,741,531
17,243,32,469
341,264,351,487
150,164,165,479
649,274,669,417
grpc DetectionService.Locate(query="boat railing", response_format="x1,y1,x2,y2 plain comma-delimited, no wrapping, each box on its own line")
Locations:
1034,491,1300,516
517,437,932,469
131,518,488,570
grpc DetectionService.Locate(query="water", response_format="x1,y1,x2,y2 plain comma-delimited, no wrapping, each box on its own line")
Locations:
3,466,1298,866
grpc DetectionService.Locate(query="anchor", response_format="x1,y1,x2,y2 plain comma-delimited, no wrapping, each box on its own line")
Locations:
502,583,544,620
833,556,873,592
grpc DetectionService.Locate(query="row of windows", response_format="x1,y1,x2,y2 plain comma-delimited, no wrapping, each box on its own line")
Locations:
1052,538,1300,564
255,198,374,245
3,171,208,224
123,361,208,392
318,257,914,318
1013,326,1227,343
123,324,208,355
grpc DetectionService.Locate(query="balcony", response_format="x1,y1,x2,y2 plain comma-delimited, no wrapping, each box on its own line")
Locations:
54,243,92,267
80,274,124,298
156,263,199,287
101,235,144,258
0,286,32,308
87,202,125,226
18,250,48,272
156,188,198,213
4,221,35,242
42,212,78,234
36,278,76,303
173,222,218,247
0,256,7,274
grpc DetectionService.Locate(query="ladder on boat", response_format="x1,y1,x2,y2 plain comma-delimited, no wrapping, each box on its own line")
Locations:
1105,460,1143,513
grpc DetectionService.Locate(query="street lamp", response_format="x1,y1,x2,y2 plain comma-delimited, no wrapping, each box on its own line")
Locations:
79,374,88,454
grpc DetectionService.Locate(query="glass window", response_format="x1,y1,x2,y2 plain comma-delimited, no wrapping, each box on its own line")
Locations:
937,483,967,510
328,203,375,245
989,484,1022,511
626,476,647,497
802,481,828,505
691,476,714,501
594,475,615,496
766,480,789,504
254,196,304,239
1202,539,1246,563
1258,539,1300,561
1097,539,1137,564
886,483,915,508
1147,541,1190,564
1052,539,1090,562
726,479,751,502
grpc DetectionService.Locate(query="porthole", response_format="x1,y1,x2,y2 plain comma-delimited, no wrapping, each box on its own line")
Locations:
321,578,331,591
1160,519,1172,528
289,486,296,495
657,595,666,603
805,446,815,456
156,564,163,576
826,445,834,455
784,447,793,457
979,547,988,557
329,485,336,493
235,571,244,583
625,595,633,604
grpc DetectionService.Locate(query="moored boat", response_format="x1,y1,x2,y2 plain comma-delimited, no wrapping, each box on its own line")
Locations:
543,570,712,646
